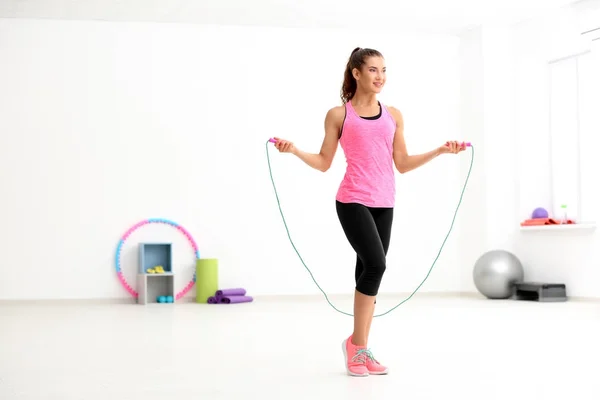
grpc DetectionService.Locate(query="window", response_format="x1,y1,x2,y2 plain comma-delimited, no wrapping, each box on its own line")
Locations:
548,55,581,221
578,38,600,223
547,39,598,223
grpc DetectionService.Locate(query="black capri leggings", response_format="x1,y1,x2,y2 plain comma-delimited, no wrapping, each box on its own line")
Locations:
336,201,394,296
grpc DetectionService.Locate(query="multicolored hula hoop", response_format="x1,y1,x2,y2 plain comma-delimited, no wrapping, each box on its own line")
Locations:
115,218,200,300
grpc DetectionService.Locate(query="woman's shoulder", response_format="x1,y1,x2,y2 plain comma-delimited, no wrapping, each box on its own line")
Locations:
325,104,347,124
327,104,346,116
383,104,403,124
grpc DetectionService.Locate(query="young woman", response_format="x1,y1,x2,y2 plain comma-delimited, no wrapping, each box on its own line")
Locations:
272,47,465,377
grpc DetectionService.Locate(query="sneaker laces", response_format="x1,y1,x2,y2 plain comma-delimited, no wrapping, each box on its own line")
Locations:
364,349,380,364
352,348,373,364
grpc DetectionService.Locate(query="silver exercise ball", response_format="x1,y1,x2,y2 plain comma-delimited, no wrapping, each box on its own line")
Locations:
473,249,524,299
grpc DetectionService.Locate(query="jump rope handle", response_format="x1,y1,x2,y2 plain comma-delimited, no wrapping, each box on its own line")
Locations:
270,138,472,147
446,141,471,148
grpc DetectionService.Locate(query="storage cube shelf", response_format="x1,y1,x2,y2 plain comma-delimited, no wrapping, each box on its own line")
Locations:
137,243,175,304
139,243,172,274
137,273,175,305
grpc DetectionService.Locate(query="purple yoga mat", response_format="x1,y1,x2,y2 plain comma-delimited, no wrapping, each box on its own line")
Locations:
216,288,246,296
220,295,253,304
208,296,219,304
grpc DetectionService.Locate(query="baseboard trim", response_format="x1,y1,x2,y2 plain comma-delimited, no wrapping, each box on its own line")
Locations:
0,291,598,305
0,297,136,305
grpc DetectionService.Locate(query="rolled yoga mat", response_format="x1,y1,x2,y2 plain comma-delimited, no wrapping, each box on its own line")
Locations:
196,258,219,303
220,295,253,304
207,296,219,304
216,288,246,297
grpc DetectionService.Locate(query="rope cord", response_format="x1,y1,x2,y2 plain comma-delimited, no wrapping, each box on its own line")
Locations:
265,140,474,317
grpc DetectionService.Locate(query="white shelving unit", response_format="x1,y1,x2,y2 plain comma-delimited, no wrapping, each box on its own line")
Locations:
136,242,175,305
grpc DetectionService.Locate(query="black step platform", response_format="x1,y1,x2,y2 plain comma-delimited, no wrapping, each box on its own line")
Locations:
513,282,567,302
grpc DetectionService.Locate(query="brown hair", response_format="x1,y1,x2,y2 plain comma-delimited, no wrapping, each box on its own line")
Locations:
340,47,384,103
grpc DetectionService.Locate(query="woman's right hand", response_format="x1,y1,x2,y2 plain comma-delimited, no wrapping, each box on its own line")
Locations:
272,137,296,154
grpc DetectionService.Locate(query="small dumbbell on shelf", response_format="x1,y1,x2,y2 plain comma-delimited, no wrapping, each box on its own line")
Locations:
146,265,165,274
156,295,174,303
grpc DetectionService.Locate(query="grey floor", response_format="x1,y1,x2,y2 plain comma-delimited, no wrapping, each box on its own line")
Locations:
0,294,599,400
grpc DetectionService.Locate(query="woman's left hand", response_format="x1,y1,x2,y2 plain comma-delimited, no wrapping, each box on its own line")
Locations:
439,141,466,154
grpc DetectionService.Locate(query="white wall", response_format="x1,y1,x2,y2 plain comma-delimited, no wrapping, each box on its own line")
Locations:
457,27,486,292
458,1,600,298
457,23,522,293
0,18,462,300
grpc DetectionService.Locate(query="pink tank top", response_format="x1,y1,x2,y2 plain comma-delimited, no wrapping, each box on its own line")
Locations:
336,101,397,208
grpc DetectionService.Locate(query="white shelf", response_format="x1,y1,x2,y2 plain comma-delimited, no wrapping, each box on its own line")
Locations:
137,273,175,304
519,222,596,232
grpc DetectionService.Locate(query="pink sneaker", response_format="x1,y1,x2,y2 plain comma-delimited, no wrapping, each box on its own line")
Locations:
342,336,369,377
365,350,388,375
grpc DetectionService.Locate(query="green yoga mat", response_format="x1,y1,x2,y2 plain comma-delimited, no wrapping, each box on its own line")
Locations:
196,258,218,303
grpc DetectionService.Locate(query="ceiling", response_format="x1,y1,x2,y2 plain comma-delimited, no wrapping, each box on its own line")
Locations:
0,0,589,35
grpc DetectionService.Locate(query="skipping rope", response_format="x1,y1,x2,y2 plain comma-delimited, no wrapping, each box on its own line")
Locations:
265,138,474,317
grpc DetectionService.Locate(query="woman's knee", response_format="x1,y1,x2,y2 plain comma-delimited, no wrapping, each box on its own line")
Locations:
368,262,387,284
357,259,387,295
